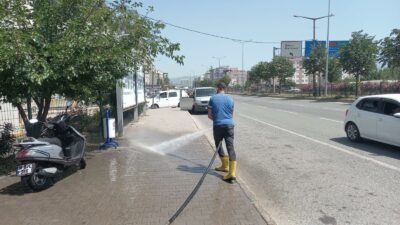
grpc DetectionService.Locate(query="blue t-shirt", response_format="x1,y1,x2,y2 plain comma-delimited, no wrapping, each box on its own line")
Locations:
208,93,235,126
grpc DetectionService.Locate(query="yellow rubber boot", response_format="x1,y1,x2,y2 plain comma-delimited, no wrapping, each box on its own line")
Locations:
223,160,237,182
215,156,229,172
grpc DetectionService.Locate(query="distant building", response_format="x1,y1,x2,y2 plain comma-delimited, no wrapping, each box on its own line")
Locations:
226,68,248,86
144,65,165,86
202,66,248,86
288,57,310,85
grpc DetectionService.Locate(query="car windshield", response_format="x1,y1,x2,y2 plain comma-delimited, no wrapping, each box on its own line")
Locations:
195,89,216,97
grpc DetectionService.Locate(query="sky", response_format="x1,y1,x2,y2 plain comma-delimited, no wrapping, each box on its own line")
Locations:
138,0,400,79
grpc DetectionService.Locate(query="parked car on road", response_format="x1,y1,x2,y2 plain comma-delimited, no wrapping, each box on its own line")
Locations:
179,87,216,114
147,89,188,109
344,94,400,147
287,87,301,93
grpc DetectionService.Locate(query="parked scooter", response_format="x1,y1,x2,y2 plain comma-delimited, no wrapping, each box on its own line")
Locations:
14,103,86,191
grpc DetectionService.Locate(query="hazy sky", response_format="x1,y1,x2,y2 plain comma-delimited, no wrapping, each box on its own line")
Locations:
139,0,400,78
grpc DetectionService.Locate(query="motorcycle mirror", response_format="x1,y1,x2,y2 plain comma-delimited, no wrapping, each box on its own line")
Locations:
29,119,39,124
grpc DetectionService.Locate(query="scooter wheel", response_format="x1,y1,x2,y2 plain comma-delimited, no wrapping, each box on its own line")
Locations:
79,158,87,170
22,167,53,192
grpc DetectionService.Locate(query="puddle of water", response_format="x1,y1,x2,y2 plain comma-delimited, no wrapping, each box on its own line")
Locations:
134,128,212,155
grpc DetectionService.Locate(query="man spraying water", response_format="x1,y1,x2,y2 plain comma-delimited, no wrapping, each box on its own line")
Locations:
208,82,237,182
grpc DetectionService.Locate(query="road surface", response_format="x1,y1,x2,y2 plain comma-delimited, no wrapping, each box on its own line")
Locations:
191,95,400,225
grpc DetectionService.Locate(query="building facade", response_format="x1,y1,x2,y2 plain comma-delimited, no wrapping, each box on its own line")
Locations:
288,57,310,85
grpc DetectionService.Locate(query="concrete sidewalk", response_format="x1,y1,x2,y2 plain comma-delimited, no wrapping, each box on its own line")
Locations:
0,107,268,225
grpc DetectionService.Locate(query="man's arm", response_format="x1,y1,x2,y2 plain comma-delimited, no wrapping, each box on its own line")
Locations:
208,108,213,120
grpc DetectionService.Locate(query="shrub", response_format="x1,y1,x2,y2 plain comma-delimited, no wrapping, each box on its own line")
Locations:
0,123,16,157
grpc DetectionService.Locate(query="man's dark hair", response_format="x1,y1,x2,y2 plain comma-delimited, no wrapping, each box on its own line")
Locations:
217,82,226,89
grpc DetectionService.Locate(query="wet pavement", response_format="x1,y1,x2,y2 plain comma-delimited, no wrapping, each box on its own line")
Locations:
0,108,268,225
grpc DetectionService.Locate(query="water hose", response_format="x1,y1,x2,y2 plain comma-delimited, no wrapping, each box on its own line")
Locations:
166,140,223,225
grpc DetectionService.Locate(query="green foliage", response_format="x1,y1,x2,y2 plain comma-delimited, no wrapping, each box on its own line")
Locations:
303,44,326,76
218,74,231,86
340,31,378,96
379,29,400,68
271,56,295,81
196,79,216,87
281,79,296,87
0,0,183,127
326,58,342,83
0,123,15,157
248,61,269,83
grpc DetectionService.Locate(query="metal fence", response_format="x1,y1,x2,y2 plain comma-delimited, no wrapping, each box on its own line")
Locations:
0,98,99,138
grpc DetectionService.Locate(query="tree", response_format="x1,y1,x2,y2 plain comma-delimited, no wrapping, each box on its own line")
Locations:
303,44,326,96
340,31,378,96
0,0,183,129
270,56,295,93
324,58,342,83
248,62,268,84
218,74,231,86
197,79,215,87
379,29,400,68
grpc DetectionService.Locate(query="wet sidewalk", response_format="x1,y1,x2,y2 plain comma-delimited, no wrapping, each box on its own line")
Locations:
0,108,268,225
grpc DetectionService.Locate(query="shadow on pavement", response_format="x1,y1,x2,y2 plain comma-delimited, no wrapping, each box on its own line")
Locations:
0,166,79,196
167,153,222,178
330,137,400,160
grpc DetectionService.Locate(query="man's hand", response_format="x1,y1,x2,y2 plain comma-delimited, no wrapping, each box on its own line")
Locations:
208,108,213,120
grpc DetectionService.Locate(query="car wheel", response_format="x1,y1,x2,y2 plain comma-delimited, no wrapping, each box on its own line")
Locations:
346,122,362,142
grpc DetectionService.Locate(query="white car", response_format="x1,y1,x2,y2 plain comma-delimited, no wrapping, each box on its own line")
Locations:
147,89,189,109
344,94,400,147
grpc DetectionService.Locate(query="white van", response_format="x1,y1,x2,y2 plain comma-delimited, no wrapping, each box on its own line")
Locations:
147,89,189,109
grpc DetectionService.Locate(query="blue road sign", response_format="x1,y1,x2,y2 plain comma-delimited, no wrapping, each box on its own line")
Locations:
305,40,349,57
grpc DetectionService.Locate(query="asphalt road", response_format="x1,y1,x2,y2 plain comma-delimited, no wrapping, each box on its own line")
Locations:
191,95,400,225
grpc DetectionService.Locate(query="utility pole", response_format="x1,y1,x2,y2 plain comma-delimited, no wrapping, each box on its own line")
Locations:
294,14,334,97
324,0,332,96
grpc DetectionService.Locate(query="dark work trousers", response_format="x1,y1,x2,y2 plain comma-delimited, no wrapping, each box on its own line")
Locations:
213,124,236,161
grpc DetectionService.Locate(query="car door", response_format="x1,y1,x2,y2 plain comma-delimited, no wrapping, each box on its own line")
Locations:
168,91,179,107
356,98,380,139
377,99,400,146
158,92,169,108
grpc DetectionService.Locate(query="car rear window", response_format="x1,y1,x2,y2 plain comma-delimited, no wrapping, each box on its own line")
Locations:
383,100,400,116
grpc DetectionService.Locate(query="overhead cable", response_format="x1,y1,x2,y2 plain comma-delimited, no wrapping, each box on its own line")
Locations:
140,14,279,44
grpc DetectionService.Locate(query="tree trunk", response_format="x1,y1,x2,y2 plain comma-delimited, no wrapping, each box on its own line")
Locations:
38,97,51,122
313,73,317,97
16,104,29,132
355,74,361,97
273,77,276,93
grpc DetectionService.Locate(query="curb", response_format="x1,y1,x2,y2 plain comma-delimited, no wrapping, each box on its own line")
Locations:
188,112,277,225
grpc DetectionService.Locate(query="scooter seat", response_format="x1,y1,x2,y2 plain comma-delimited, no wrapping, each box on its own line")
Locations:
38,137,62,147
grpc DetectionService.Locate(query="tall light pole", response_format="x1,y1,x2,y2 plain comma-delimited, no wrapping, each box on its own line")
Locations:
325,0,332,96
294,14,334,97
212,56,226,68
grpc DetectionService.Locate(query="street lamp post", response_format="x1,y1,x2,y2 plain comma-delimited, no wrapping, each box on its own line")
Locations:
212,56,226,68
325,0,332,96
294,13,334,97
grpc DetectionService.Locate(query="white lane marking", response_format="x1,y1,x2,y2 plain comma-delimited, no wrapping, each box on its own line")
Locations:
277,109,298,115
319,117,343,124
291,103,306,107
322,107,344,112
239,114,400,173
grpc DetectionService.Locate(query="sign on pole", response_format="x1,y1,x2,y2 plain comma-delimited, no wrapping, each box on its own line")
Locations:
305,40,349,57
281,41,302,58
